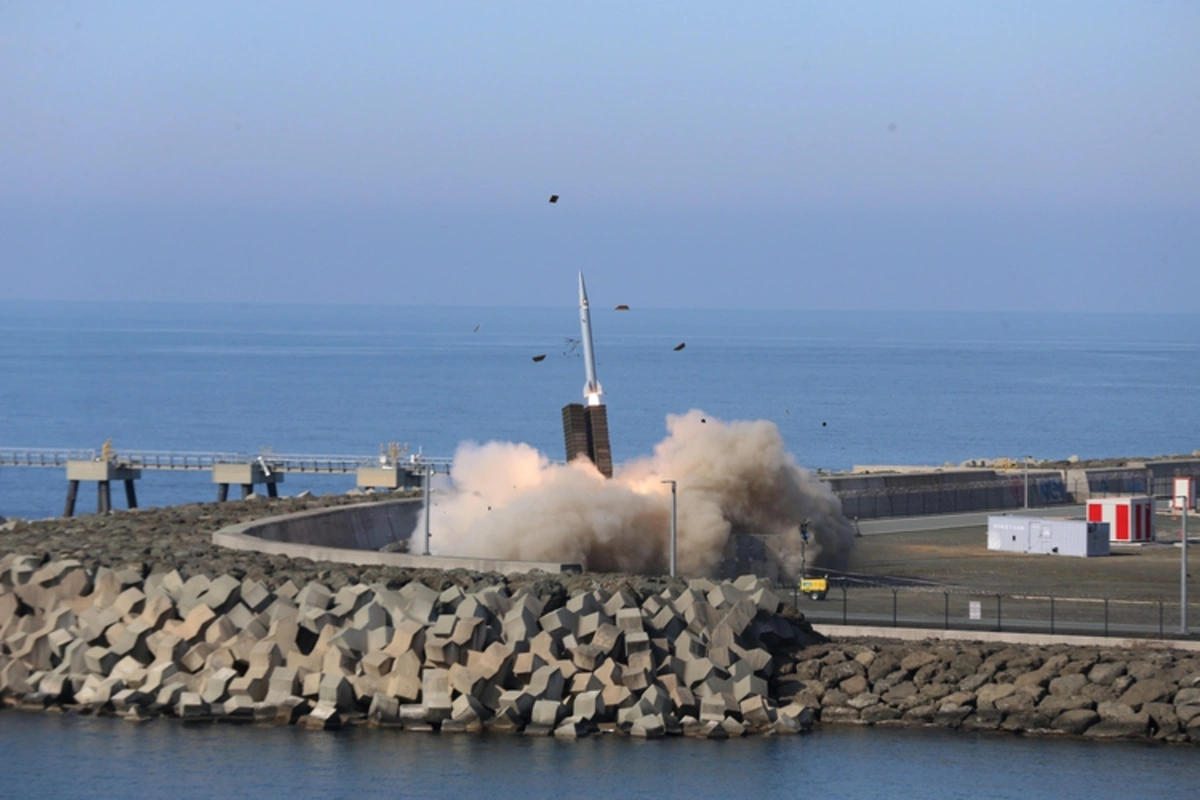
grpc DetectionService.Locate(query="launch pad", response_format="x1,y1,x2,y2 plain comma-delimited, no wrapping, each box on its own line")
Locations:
562,273,614,478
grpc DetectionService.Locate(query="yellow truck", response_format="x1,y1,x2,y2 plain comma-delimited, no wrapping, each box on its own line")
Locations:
800,576,828,601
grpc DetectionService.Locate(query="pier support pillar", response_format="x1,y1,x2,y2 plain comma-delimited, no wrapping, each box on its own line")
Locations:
64,480,79,518
212,463,283,502
64,461,142,518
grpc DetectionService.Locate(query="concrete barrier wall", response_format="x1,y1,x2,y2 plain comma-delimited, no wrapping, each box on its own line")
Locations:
211,499,581,575
829,460,1200,520
246,499,421,552
827,472,1071,520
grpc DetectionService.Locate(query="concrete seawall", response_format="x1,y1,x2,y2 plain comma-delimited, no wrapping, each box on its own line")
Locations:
235,498,422,552
211,498,582,576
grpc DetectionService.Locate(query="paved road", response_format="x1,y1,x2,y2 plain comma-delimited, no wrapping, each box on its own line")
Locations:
857,506,1088,535
799,607,1193,640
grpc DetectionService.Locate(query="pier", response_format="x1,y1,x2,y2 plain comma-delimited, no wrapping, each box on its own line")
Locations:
0,442,453,516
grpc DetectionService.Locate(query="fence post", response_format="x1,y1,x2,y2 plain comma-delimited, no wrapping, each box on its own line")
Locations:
1050,595,1055,635
892,588,898,628
944,591,950,630
841,584,848,625
996,594,1002,632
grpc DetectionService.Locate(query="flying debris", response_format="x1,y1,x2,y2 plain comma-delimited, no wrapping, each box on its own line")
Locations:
785,409,790,416
673,342,686,352
532,354,546,363
549,194,560,204
822,421,828,427
614,304,630,311
563,337,581,356
473,323,482,332
701,418,707,423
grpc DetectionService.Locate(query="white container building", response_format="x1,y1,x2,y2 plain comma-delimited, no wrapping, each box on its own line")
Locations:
1172,477,1196,511
987,515,1110,557
1087,496,1155,542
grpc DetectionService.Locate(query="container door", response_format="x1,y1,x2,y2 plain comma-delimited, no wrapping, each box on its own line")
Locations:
1037,524,1054,554
1116,506,1129,541
1088,504,1102,522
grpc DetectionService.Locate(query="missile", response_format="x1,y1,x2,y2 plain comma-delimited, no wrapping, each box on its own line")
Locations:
578,271,603,406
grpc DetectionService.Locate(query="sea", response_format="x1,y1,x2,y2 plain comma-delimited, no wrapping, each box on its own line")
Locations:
1,301,1199,794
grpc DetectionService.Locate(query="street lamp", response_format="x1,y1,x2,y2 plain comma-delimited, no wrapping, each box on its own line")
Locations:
799,518,811,579
1024,456,1033,510
661,480,677,577
423,464,433,556
1181,497,1189,635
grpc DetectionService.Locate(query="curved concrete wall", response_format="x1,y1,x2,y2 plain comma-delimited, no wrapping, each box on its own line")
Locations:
244,498,422,552
211,498,580,575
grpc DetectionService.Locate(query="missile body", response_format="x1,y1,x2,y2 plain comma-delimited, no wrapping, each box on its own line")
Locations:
578,272,603,406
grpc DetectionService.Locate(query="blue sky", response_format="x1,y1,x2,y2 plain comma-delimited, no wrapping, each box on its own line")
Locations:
2,2,1197,310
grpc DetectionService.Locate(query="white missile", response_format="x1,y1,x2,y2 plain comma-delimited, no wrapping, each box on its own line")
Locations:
578,271,603,406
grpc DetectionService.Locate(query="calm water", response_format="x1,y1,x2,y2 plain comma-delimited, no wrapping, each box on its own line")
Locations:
1,302,1197,520
0,712,1196,799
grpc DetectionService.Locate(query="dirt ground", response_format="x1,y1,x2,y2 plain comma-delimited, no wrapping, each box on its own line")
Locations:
843,514,1196,602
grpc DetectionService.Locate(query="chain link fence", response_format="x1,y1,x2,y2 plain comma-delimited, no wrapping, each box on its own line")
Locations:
780,578,1198,641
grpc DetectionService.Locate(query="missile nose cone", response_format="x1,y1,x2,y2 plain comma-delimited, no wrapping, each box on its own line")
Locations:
578,272,588,305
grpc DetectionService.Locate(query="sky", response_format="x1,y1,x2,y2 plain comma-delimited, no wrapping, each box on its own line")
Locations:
2,2,1198,311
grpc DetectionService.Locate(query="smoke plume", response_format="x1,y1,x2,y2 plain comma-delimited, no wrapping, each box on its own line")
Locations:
415,410,855,578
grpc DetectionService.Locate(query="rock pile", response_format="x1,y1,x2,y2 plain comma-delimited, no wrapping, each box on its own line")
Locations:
0,554,821,738
786,641,1200,743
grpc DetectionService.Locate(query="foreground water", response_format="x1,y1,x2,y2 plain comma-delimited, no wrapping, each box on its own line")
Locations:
2,302,1198,520
0,712,1194,799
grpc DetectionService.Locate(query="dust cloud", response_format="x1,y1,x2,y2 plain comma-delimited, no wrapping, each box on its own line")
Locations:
414,410,856,578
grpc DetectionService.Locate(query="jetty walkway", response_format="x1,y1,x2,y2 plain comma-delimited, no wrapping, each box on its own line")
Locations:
0,443,452,516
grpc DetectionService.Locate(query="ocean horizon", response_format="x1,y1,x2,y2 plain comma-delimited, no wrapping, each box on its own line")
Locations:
1,302,1198,520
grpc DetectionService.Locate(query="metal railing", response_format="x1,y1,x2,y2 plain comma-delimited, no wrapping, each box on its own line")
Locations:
0,447,458,475
0,448,98,467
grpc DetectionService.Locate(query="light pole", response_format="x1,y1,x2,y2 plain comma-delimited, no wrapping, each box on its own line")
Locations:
1024,456,1033,510
661,480,677,577
800,519,810,578
1181,497,1189,635
423,464,433,556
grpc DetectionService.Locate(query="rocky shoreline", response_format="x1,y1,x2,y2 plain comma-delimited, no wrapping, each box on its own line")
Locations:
2,551,1198,744
2,499,1199,744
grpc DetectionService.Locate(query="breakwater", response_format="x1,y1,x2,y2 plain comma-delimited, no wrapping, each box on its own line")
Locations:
1,554,822,737
2,550,1199,744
